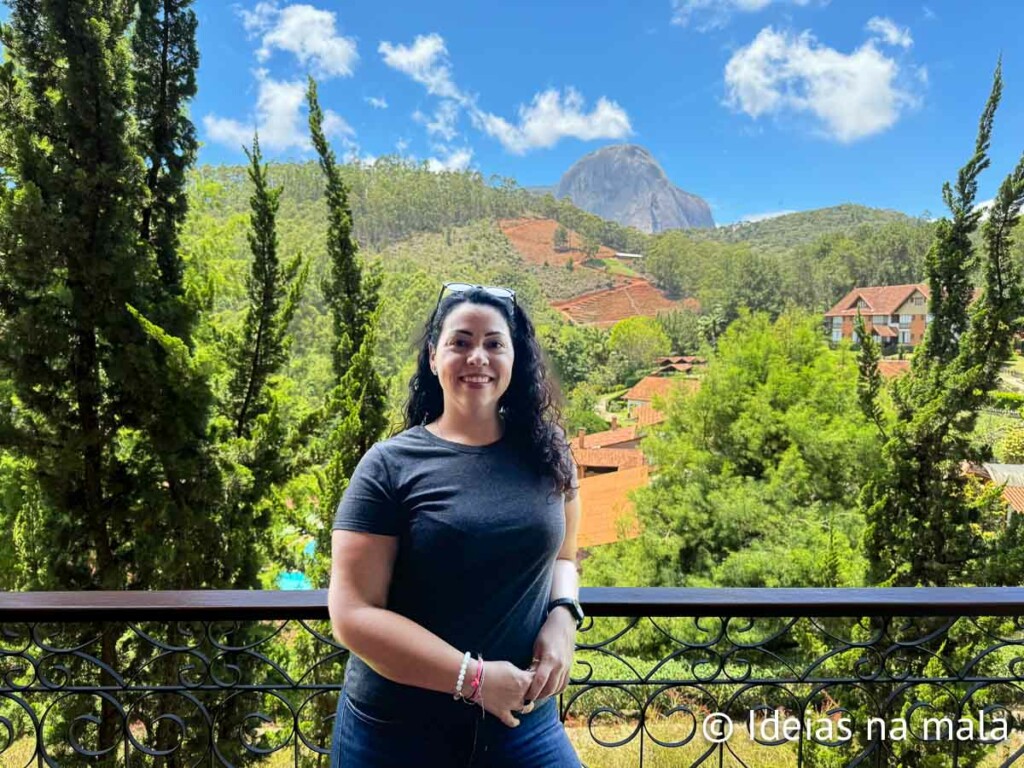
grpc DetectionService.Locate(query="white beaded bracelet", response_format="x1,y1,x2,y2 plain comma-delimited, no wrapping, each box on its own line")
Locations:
453,651,471,700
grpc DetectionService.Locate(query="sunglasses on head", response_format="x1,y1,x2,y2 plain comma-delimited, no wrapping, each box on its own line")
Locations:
433,282,517,315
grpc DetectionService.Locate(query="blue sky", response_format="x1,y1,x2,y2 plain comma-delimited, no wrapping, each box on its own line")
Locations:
7,1,1024,224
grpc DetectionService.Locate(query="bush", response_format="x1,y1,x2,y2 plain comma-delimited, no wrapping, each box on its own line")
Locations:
988,391,1024,411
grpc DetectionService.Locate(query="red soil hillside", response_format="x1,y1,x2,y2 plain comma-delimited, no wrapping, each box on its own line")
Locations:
551,279,700,329
498,218,618,266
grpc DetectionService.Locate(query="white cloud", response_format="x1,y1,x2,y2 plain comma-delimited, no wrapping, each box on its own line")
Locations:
414,100,461,141
671,0,816,31
471,88,632,155
866,16,913,48
738,209,796,223
242,3,358,79
365,96,388,109
380,33,632,155
426,147,473,173
724,26,920,142
378,34,464,101
204,71,352,153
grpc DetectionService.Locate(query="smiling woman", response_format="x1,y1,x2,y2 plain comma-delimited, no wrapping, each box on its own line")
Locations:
327,283,582,766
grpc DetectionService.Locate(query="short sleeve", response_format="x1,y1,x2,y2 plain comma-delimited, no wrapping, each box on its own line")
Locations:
332,444,404,535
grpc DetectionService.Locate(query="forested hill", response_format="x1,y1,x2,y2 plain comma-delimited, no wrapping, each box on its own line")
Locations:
186,159,948,321
690,204,930,255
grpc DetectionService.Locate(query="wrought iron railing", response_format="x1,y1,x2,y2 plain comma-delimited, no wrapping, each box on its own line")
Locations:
2,588,1024,766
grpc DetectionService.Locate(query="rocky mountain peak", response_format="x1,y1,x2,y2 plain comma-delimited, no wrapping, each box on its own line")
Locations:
555,144,714,233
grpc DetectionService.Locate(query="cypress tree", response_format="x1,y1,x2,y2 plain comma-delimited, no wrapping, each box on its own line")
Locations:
304,77,387,565
0,4,265,759
228,133,308,440
858,62,1024,588
132,0,199,339
307,76,382,380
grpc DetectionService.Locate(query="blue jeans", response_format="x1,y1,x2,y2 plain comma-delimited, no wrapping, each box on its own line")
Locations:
330,686,580,767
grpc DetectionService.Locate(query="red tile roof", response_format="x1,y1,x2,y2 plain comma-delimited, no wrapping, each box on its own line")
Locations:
624,375,700,403
634,403,666,427
571,425,639,451
1004,487,1024,514
577,465,647,547
825,284,930,318
870,324,898,338
571,447,646,470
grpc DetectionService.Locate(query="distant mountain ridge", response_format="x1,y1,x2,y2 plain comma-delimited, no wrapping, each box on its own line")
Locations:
690,204,930,255
554,144,714,233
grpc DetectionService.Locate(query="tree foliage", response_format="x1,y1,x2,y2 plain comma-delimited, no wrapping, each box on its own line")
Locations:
583,310,878,613
858,62,1024,587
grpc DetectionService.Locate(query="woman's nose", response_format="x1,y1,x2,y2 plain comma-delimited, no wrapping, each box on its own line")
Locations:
467,346,489,365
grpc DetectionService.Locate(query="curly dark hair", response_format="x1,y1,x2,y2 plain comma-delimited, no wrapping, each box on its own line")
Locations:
401,287,577,499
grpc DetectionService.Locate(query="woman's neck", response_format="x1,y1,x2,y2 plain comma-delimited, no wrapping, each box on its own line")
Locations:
428,409,504,446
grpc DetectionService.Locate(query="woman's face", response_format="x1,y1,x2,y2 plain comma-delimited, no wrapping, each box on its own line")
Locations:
430,302,514,415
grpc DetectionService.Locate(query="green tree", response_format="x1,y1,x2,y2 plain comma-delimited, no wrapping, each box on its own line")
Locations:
608,316,671,377
858,63,1024,588
308,77,380,380
132,0,200,339
0,3,265,760
227,134,309,439
553,223,569,252
582,311,877,651
305,76,388,560
657,309,703,355
582,232,601,261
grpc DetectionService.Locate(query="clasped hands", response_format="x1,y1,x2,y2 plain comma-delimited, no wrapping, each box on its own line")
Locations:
480,607,576,728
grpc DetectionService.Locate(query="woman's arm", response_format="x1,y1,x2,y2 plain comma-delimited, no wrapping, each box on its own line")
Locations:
328,528,534,727
523,475,582,706
549,489,581,603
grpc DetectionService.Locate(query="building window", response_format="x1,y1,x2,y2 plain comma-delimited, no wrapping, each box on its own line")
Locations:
872,315,887,325
899,314,912,327
899,330,911,344
832,328,842,342
927,313,934,323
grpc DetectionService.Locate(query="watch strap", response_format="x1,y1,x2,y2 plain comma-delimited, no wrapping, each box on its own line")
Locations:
547,597,584,629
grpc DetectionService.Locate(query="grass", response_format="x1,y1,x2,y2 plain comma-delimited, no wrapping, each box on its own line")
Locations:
582,258,641,278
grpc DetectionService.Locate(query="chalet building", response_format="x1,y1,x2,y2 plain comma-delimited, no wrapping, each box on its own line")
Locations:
824,283,931,351
963,463,1024,521
570,423,649,548
624,374,700,414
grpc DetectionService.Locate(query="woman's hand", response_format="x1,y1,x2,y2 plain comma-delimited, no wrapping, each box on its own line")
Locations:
522,607,576,708
473,660,535,728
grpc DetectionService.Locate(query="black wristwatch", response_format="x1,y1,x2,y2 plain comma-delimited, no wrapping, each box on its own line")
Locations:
547,597,585,630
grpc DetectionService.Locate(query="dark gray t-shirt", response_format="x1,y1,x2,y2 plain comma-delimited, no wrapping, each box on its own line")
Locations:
332,424,571,714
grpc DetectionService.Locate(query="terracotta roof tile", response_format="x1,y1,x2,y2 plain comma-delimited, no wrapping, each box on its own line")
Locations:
624,375,700,403
571,447,646,470
634,403,666,427
1004,487,1024,514
825,284,930,318
570,425,639,451
577,465,647,547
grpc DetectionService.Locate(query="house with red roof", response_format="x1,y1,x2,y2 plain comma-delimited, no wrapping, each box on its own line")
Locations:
624,375,700,413
824,283,931,351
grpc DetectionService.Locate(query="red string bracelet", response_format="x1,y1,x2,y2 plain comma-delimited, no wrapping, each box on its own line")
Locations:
468,654,485,718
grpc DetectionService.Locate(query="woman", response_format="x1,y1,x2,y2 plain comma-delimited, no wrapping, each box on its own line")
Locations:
328,282,583,767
